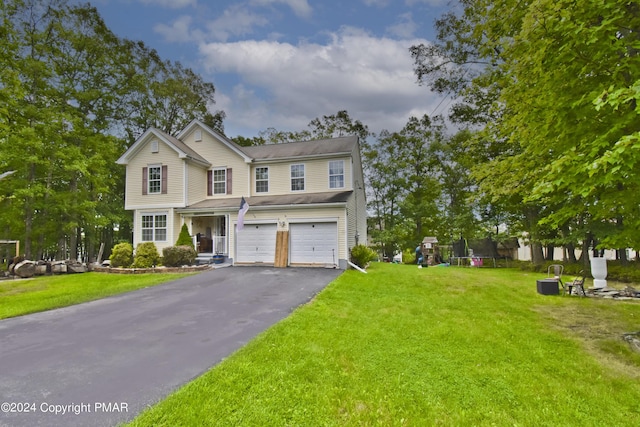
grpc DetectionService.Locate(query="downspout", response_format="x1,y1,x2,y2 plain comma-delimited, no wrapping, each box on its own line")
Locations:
183,160,188,207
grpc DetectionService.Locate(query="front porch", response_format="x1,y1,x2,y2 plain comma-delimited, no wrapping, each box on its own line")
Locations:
185,214,229,264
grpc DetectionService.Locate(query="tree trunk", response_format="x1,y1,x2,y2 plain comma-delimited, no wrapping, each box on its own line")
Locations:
581,233,592,272
24,164,36,259
618,248,628,266
531,242,545,265
566,242,577,263
545,244,554,261
68,177,79,261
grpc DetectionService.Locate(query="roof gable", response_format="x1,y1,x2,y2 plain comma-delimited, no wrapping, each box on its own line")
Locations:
178,119,252,163
116,128,211,167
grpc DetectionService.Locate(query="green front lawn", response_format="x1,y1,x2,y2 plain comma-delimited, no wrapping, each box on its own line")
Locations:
0,272,193,319
128,263,640,426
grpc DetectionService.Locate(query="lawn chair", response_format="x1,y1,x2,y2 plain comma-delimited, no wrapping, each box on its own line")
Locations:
563,271,587,296
547,264,564,288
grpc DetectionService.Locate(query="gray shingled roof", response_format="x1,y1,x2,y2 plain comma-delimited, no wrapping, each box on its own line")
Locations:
239,136,357,161
178,191,352,212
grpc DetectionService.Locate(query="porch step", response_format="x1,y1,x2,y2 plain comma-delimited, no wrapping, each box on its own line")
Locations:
196,254,226,265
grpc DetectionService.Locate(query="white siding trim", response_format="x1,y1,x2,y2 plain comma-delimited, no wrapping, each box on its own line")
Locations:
126,202,187,210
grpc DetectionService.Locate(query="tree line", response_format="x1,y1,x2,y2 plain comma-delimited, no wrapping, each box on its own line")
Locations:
0,0,223,261
409,0,640,266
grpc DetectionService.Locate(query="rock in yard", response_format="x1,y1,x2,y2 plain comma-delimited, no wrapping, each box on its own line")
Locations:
14,260,36,278
51,261,67,274
67,262,88,273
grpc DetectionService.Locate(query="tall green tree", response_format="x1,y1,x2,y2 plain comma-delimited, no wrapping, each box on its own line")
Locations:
365,115,448,255
501,0,640,257
258,110,372,145
411,0,640,263
0,0,224,260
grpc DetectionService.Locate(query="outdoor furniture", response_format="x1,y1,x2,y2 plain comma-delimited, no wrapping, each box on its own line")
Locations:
547,264,564,282
537,279,560,295
563,271,587,296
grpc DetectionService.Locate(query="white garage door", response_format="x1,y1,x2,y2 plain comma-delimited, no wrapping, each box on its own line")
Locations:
236,224,277,263
290,222,338,265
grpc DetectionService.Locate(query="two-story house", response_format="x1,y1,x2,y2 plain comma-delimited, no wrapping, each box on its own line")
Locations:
116,119,367,269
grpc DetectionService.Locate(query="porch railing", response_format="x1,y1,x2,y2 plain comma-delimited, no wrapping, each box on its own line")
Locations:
192,235,227,254
213,236,226,254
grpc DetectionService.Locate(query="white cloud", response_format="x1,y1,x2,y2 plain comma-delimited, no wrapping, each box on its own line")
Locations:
249,0,313,18
386,12,417,39
199,27,442,137
206,4,269,42
139,0,197,9
154,15,194,43
153,4,271,43
362,0,390,7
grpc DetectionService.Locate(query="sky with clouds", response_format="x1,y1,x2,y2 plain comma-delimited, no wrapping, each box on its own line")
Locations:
92,0,452,139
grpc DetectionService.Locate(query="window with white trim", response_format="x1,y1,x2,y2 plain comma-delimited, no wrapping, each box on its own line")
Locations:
141,214,167,242
256,167,269,193
148,166,161,194
213,168,226,194
329,160,345,189
290,164,305,191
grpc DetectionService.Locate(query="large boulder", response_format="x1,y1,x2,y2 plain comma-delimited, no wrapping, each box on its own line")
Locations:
51,261,67,274
14,260,36,278
34,261,50,276
67,261,87,274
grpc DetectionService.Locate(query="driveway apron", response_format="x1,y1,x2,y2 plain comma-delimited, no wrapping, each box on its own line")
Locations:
0,267,341,427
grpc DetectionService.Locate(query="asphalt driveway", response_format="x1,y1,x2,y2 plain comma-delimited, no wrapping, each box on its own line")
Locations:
0,267,342,427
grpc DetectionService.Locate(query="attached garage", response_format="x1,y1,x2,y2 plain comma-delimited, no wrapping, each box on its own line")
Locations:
290,222,338,266
235,223,277,264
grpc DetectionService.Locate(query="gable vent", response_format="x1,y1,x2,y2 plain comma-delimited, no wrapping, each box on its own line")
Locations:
150,140,159,153
194,130,202,142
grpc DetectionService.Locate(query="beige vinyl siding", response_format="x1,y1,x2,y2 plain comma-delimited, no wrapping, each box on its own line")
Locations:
187,165,207,206
349,145,368,247
254,156,352,195
125,138,185,209
181,127,249,198
229,207,348,263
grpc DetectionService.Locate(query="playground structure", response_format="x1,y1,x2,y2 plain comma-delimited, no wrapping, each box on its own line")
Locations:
421,236,443,266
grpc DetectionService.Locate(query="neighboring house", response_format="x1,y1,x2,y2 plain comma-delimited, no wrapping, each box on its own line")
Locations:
116,119,367,269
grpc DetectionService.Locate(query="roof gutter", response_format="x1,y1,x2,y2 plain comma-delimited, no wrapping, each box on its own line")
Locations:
250,152,351,164
177,202,348,215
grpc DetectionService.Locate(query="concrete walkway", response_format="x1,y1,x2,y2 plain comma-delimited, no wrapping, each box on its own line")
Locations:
0,267,342,427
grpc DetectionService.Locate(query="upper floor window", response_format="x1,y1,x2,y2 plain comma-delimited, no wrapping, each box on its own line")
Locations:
213,169,226,194
141,213,167,242
143,165,166,195
256,167,269,193
291,164,305,192
329,160,345,189
148,166,161,194
207,168,232,196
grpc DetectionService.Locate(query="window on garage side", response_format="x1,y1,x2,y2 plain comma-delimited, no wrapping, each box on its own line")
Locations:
141,214,167,242
256,167,269,193
329,160,344,189
291,164,305,191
